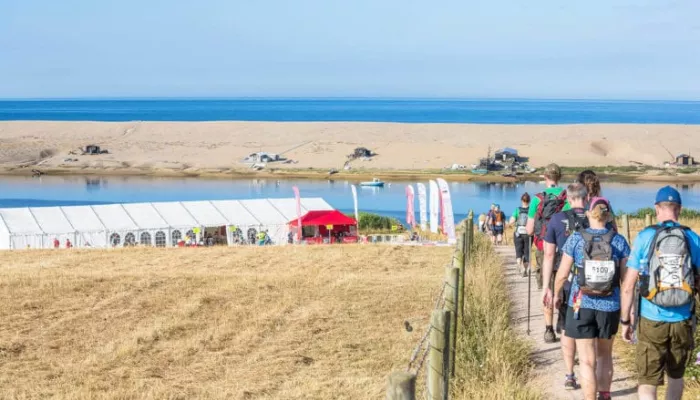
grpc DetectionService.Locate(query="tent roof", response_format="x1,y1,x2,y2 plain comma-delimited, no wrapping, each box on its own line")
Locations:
0,198,334,235
288,210,357,227
496,147,518,155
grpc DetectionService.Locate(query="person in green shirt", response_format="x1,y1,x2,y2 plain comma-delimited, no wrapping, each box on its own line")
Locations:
509,192,531,277
525,163,570,343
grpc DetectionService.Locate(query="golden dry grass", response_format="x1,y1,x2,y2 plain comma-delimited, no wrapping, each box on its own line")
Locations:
451,235,541,400
0,245,450,400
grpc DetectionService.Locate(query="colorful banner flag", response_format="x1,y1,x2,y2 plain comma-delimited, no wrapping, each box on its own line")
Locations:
292,186,302,242
405,185,416,228
350,184,360,232
436,178,456,244
417,183,427,231
429,180,439,233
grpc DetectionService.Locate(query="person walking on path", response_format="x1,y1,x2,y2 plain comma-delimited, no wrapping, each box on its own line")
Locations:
487,204,506,246
577,170,617,231
554,197,630,400
510,193,531,277
620,186,700,400
542,183,590,388
527,164,570,291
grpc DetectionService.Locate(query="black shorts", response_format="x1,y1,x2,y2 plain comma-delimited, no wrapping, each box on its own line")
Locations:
492,226,504,235
564,306,620,340
513,234,530,262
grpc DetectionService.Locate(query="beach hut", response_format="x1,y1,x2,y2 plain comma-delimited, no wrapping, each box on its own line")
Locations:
0,197,334,250
675,154,695,166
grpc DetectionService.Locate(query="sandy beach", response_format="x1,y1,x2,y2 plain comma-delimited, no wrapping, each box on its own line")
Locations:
1,121,699,181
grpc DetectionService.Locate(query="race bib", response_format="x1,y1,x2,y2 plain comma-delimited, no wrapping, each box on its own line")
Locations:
658,254,685,288
516,226,528,235
584,260,615,283
495,221,503,226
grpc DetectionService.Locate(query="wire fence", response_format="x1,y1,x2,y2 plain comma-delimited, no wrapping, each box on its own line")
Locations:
385,212,474,400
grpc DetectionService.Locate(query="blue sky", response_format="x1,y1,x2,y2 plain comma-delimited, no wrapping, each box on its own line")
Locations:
1,0,699,99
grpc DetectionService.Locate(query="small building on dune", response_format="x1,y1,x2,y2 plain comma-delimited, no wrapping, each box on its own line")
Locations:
675,154,695,166
0,197,334,250
494,147,519,162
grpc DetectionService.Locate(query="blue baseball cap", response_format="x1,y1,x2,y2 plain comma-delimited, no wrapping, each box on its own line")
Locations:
655,186,682,205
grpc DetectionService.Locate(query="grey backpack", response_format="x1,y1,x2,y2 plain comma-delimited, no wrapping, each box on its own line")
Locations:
515,207,529,236
640,224,695,307
577,230,618,296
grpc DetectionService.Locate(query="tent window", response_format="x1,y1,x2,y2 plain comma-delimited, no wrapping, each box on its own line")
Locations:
140,232,152,246
172,230,182,245
124,233,136,247
155,231,166,247
247,228,258,245
231,227,244,244
110,233,121,247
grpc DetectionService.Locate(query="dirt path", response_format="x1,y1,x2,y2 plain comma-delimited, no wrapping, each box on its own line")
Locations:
496,246,639,399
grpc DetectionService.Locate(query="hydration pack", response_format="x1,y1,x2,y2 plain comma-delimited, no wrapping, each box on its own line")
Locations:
515,207,529,236
563,209,589,237
533,190,567,249
640,224,695,307
577,230,618,296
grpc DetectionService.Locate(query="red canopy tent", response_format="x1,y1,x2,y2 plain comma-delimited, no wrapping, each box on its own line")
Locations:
288,210,358,244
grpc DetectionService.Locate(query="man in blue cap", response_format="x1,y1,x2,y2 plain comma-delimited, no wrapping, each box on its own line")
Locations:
620,186,700,400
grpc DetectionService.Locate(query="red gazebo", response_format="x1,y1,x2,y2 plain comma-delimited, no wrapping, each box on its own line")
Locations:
288,210,358,244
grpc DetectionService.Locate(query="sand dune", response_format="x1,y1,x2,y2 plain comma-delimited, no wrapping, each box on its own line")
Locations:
0,121,698,175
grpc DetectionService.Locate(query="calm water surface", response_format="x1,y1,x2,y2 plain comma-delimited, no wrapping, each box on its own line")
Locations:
2,99,700,124
1,176,699,223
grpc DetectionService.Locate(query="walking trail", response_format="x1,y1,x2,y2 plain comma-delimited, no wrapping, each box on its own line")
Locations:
496,245,639,399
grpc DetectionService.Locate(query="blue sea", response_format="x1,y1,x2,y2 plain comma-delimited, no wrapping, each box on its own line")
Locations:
1,99,700,124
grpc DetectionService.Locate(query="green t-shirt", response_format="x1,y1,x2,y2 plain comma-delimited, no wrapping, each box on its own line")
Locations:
511,207,523,220
527,187,571,219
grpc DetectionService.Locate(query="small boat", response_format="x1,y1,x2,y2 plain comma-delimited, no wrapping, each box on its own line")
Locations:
471,169,488,175
360,178,385,187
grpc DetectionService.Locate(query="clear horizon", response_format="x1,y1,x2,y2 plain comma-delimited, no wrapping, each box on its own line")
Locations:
2,0,700,100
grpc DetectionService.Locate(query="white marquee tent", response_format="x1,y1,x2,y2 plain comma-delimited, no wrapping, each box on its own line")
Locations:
0,197,334,250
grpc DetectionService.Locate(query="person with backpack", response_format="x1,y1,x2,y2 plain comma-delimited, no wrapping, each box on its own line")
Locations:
620,186,700,400
526,163,570,291
510,193,531,277
577,169,617,231
553,197,631,400
541,183,589,384
487,204,506,245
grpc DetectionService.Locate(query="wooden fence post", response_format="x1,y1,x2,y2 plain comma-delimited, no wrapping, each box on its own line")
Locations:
644,214,653,228
386,371,416,400
444,267,459,379
458,230,466,317
428,309,451,400
621,214,631,243
466,210,474,255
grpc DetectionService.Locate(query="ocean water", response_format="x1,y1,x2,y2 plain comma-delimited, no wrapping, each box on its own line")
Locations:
1,176,698,224
1,99,700,124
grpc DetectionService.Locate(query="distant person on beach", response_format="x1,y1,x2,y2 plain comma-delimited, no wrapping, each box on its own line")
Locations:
478,213,487,233
554,197,630,400
620,186,700,400
509,193,531,276
541,183,589,390
487,204,506,245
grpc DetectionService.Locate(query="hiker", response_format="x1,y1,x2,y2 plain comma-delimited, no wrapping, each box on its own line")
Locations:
542,183,589,388
487,204,506,245
620,186,700,400
478,213,487,234
577,169,617,231
526,163,570,291
53,238,60,249
553,197,630,400
510,193,531,277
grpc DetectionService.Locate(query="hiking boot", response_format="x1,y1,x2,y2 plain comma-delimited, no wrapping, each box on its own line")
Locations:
596,392,611,400
564,374,578,390
543,328,557,343
522,268,528,278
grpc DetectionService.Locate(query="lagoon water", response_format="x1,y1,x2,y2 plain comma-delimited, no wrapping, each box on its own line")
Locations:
1,176,699,223
2,99,700,124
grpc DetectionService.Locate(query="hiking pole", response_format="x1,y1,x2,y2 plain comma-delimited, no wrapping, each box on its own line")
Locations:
526,235,532,336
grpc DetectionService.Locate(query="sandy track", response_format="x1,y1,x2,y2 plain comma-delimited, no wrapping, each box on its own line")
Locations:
497,246,639,399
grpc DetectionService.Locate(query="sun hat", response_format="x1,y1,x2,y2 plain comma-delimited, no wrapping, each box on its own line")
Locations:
655,185,682,205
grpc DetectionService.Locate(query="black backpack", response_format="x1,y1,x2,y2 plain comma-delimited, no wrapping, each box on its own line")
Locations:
533,190,567,246
563,209,589,237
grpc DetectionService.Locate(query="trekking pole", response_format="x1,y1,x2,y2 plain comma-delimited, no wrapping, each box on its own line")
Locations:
526,235,532,335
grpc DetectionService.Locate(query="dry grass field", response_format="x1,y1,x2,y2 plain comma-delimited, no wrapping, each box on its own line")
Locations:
0,245,450,400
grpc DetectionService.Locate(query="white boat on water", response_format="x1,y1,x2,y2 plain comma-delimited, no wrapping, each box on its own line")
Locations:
359,178,385,187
